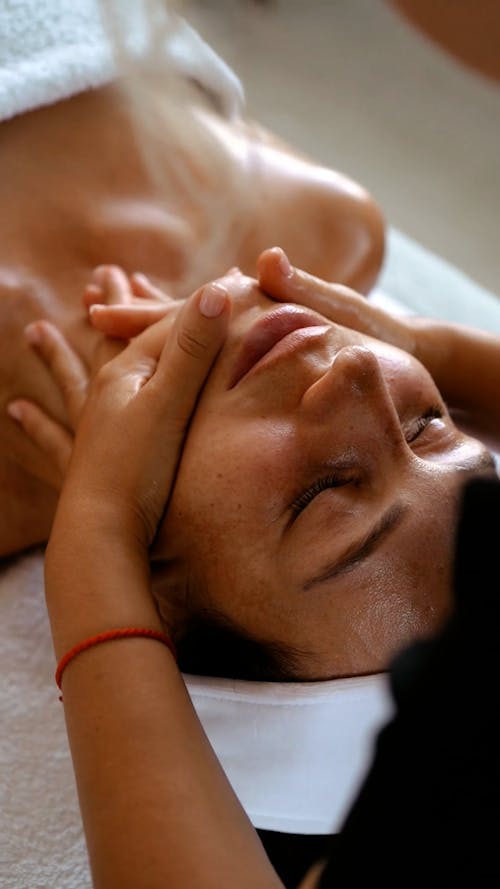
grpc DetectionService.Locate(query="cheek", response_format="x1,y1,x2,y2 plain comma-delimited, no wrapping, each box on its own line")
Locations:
171,413,298,527
313,504,457,674
161,435,273,586
357,519,455,658
160,421,303,633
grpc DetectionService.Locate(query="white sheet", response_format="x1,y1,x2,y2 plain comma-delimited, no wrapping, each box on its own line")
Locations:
1,229,500,887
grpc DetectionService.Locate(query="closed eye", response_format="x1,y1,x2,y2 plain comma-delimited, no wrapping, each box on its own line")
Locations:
290,407,445,520
290,473,352,517
405,405,444,444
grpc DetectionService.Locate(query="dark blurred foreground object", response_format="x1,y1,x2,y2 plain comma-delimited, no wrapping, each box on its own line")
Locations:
319,475,500,887
390,0,500,84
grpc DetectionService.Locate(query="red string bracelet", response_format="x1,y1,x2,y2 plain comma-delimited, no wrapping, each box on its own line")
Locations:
55,627,177,697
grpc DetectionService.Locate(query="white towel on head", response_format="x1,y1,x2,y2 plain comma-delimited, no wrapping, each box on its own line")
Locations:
0,0,244,124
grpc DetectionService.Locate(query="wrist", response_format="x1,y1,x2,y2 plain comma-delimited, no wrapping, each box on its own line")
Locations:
55,627,177,696
51,486,151,553
44,529,161,660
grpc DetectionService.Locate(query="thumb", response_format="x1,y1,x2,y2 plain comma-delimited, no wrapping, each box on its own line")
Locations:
150,281,231,427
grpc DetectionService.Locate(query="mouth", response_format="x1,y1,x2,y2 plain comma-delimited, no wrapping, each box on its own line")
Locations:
229,305,330,388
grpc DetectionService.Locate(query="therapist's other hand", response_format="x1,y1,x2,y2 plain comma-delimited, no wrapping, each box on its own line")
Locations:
54,282,230,549
7,266,184,487
7,321,89,488
257,246,420,356
7,269,226,495
6,312,126,489
85,264,178,339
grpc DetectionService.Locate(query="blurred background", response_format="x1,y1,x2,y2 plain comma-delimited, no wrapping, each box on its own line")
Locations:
191,0,500,295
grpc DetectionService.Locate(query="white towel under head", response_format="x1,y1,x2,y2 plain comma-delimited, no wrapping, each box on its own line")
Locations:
0,0,244,124
186,671,393,835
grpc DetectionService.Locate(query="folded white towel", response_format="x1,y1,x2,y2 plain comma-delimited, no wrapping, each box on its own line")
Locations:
0,0,244,123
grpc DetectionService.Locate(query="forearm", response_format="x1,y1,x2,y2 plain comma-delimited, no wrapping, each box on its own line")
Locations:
36,282,282,887
417,320,500,448
45,533,282,889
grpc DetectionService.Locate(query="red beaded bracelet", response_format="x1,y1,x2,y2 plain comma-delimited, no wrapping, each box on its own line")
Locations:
55,627,177,694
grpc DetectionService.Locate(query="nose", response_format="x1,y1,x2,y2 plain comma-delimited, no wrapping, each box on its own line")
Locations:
302,345,410,463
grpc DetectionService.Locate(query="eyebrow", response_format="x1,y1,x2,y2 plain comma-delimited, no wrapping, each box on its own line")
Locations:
301,448,497,592
302,501,408,592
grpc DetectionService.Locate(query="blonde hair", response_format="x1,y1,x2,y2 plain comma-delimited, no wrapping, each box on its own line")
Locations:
100,0,262,295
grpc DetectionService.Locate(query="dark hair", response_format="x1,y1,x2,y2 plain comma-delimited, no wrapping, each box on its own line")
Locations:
175,609,305,682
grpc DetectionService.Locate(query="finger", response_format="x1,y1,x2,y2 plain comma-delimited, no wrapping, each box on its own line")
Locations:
82,283,105,308
7,399,73,486
257,246,368,317
99,279,230,384
147,281,231,430
25,322,89,426
92,265,134,305
130,272,172,303
89,303,174,338
99,283,230,422
257,247,416,352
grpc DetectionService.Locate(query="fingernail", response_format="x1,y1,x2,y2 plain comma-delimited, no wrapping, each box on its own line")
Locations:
7,402,23,422
85,284,102,297
92,265,109,284
278,250,292,278
199,283,228,318
24,323,41,345
89,304,105,314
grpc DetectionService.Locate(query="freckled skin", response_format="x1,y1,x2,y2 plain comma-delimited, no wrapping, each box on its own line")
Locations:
0,85,385,557
153,277,492,680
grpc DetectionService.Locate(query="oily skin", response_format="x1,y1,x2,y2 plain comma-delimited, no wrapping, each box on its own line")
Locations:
0,84,384,556
154,275,494,680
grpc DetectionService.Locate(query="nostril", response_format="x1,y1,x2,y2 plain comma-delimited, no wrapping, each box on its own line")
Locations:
327,345,382,389
302,344,399,428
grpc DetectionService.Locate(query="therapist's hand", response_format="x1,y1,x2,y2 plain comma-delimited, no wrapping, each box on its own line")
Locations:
257,249,495,420
6,267,188,488
7,269,232,496
257,246,421,355
6,315,138,489
85,263,180,339
53,281,230,550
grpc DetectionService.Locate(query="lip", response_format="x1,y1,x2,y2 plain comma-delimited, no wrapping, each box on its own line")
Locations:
229,305,329,388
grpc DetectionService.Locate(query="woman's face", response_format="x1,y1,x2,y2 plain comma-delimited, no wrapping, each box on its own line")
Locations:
154,274,495,679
